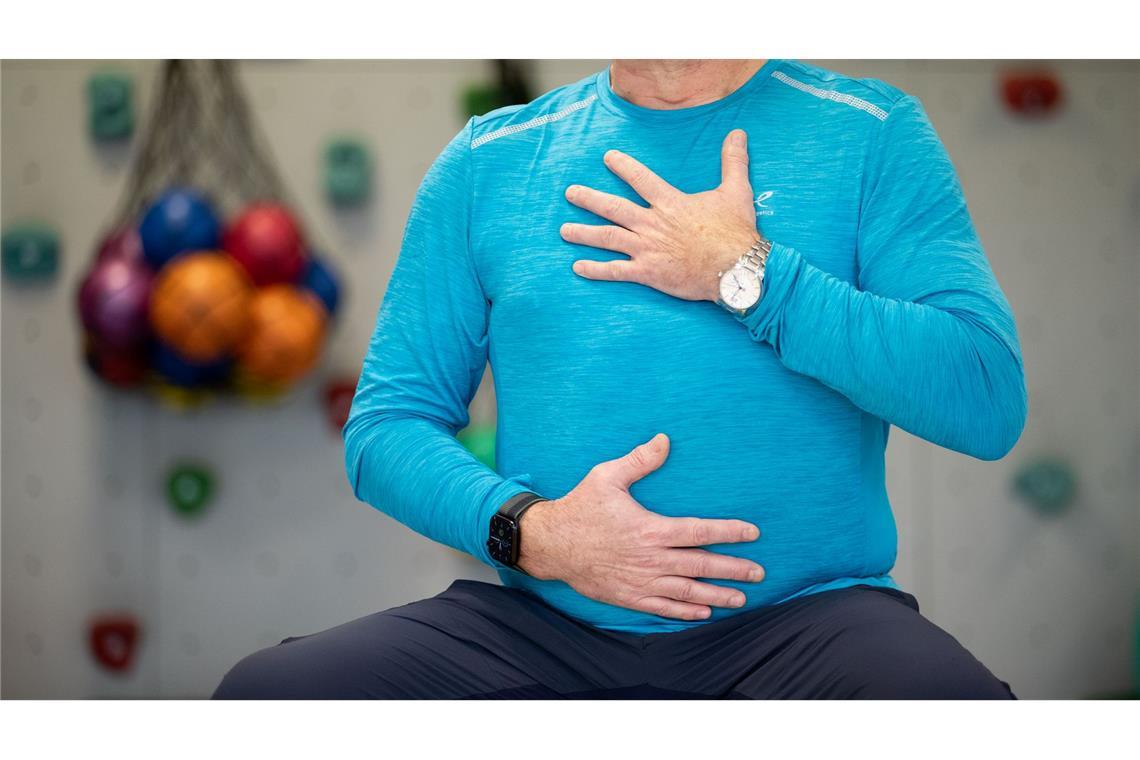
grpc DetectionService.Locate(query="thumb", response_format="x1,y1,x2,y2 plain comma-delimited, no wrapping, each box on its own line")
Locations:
608,433,670,489
720,129,751,190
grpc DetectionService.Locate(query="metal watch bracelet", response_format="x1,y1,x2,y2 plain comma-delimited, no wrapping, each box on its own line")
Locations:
741,237,772,277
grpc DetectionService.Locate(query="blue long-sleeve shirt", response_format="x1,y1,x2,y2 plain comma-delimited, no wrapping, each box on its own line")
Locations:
344,60,1027,634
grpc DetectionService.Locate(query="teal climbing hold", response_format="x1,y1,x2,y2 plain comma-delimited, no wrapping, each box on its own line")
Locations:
2,223,60,283
88,72,134,141
1013,457,1077,515
324,138,372,208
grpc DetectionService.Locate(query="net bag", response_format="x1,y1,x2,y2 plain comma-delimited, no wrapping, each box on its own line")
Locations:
77,60,342,407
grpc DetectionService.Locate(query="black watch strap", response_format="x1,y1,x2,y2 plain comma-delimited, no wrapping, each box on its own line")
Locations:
499,491,545,522
487,491,545,569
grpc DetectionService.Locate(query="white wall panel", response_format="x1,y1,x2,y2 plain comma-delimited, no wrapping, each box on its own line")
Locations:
3,59,1136,698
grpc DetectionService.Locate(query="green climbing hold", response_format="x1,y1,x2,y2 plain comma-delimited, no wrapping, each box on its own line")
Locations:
457,424,496,470
1013,457,1076,515
88,72,134,141
166,463,215,518
2,223,60,283
461,62,533,120
462,83,504,119
324,138,372,208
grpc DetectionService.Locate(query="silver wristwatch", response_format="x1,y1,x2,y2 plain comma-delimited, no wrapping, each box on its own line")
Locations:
716,237,772,316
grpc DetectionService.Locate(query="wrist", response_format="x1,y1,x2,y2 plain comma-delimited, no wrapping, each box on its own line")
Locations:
711,227,766,300
704,266,725,302
516,498,561,580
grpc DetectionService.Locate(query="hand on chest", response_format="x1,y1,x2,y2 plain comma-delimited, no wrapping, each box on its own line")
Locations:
473,131,861,300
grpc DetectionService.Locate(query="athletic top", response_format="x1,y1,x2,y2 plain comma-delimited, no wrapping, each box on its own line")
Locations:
343,60,1027,634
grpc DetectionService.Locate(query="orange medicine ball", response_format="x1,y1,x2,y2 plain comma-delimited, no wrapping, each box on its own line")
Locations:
236,285,328,384
149,252,253,362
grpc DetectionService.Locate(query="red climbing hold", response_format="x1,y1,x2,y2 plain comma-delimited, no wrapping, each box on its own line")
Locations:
324,377,358,433
1000,70,1063,117
89,614,141,673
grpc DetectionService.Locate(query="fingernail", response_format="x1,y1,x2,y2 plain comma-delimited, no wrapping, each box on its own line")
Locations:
604,150,618,164
750,566,765,582
732,130,746,147
745,525,760,541
697,608,711,619
731,594,746,607
565,185,579,200
571,261,584,274
560,223,572,237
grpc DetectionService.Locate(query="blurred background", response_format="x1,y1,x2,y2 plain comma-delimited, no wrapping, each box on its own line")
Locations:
1,59,1137,699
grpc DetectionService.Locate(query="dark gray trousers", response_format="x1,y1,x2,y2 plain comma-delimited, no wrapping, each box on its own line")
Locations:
214,580,1013,699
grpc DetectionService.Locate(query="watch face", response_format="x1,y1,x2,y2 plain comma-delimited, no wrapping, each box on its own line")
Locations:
487,514,518,565
719,265,762,310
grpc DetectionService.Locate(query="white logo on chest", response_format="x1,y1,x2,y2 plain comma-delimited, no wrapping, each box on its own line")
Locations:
754,190,775,217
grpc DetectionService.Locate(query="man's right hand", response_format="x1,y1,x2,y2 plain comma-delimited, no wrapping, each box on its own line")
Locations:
516,433,765,621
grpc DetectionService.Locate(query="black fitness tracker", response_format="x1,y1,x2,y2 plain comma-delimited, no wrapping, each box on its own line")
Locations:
487,491,546,569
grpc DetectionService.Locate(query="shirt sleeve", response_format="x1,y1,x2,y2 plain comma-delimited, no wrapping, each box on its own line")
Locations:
738,95,1027,460
343,119,531,565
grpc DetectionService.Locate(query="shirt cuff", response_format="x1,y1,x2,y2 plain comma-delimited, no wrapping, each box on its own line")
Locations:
734,240,799,347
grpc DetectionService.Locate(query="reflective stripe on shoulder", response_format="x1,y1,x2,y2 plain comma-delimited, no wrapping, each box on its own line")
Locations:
771,71,889,121
471,95,597,149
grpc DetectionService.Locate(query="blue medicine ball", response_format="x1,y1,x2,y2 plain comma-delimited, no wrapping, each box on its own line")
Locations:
139,188,221,270
300,254,341,317
153,342,232,388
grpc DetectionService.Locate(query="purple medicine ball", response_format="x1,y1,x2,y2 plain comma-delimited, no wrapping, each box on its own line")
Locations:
77,257,154,349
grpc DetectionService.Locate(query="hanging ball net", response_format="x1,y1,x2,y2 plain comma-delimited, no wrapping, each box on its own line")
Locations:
77,60,342,406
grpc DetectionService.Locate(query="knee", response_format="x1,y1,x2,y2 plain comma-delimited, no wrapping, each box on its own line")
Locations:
828,591,1014,699
213,645,291,699
870,657,1013,699
213,637,342,699
212,613,430,699
851,632,1014,699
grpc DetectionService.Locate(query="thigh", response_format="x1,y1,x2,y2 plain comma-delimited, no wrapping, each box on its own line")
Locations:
213,580,639,699
661,586,1013,699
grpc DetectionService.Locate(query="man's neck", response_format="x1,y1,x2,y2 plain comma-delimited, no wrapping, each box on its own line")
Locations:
608,59,766,110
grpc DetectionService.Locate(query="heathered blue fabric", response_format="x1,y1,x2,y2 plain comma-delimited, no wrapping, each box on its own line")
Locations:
344,60,1028,634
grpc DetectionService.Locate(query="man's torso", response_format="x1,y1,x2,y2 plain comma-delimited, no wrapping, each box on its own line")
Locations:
468,61,904,632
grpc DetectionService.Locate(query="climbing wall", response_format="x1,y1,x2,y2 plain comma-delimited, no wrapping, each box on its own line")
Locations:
2,60,1137,698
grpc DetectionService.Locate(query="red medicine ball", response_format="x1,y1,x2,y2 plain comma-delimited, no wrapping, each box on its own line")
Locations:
223,203,306,286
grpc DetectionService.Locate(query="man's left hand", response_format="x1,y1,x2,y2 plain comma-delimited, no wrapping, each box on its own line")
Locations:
561,129,760,303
